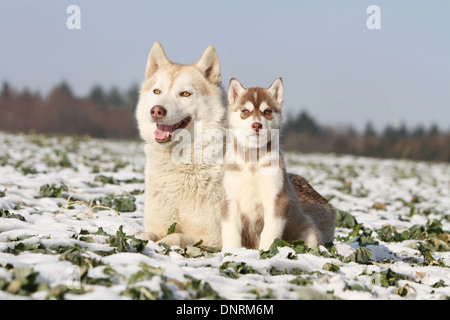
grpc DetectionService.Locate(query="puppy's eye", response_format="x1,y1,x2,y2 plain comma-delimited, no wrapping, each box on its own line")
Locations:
180,91,192,97
153,89,161,95
264,109,272,115
241,109,249,115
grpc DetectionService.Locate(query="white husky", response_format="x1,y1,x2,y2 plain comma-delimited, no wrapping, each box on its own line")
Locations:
135,42,225,247
222,78,335,250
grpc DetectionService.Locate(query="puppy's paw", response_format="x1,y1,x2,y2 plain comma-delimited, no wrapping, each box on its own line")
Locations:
301,227,323,248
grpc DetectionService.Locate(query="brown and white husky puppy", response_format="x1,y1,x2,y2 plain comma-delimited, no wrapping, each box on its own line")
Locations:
222,78,335,250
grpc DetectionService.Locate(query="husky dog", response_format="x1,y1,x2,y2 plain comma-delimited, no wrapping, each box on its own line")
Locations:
135,42,225,247
222,78,335,250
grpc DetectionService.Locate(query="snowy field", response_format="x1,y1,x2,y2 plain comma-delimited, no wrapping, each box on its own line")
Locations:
0,131,449,300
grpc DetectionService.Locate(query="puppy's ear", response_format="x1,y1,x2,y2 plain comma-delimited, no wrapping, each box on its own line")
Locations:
228,78,245,105
196,46,221,85
145,42,170,79
267,77,283,105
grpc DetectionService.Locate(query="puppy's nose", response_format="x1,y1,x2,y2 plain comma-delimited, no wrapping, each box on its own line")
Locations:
150,105,167,120
252,122,262,132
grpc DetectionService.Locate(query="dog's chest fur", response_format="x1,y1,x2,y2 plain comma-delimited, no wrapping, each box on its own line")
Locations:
144,143,223,216
224,162,284,220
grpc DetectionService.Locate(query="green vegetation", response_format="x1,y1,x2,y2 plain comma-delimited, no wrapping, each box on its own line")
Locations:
0,131,449,300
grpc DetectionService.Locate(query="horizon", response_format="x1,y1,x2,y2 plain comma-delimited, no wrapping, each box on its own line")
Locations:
2,79,447,136
1,1,449,132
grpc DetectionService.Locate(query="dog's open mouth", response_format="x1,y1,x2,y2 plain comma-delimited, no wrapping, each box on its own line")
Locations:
154,117,192,143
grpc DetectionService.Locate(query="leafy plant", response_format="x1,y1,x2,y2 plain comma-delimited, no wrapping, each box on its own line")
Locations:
7,242,48,255
94,175,118,185
323,263,340,272
121,286,159,300
167,222,177,235
108,226,148,253
0,208,26,221
184,275,222,300
93,193,136,212
371,268,414,288
344,247,372,264
128,262,164,284
376,219,450,252
38,184,68,198
5,267,39,295
58,246,104,277
335,209,358,228
219,262,258,279
260,238,311,259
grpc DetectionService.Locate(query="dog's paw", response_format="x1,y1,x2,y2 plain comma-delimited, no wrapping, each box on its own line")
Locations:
159,233,200,247
136,232,159,242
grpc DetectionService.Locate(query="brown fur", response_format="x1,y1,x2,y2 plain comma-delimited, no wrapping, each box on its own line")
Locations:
240,204,264,249
275,172,290,219
287,173,336,244
233,88,280,120
221,198,229,220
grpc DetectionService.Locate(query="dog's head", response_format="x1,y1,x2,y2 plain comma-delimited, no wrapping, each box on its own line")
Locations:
227,78,283,148
136,42,225,145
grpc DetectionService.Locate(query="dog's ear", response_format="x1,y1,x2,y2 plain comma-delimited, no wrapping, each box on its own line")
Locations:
267,77,283,105
145,42,170,79
196,46,221,85
228,78,245,105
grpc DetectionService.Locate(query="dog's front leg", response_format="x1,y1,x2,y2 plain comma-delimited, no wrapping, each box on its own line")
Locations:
221,200,242,250
142,196,171,242
258,201,286,251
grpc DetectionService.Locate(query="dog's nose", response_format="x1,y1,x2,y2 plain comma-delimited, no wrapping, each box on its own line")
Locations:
150,105,167,120
252,122,262,132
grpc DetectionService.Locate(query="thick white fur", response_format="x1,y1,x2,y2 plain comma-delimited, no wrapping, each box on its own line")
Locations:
135,42,226,247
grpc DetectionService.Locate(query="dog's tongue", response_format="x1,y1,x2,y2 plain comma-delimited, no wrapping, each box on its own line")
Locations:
155,124,175,140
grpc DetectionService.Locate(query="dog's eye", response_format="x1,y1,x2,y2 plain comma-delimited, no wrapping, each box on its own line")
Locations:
264,109,272,115
180,91,192,97
153,89,161,95
241,109,249,114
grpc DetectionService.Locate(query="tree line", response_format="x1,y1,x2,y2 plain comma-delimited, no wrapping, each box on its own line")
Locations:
0,81,139,139
283,111,450,162
1,81,449,162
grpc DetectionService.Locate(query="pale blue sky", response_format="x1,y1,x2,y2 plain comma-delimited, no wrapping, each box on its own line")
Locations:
1,0,449,131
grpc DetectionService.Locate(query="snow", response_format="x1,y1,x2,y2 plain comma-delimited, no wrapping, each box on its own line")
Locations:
0,131,449,300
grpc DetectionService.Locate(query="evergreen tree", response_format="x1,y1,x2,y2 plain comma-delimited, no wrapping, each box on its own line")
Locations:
412,125,425,139
428,123,440,136
107,87,124,108
89,85,107,107
55,81,73,97
363,122,377,137
1,81,11,98
288,110,320,136
125,83,140,111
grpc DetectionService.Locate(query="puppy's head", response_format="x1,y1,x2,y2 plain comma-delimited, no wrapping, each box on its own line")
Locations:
227,78,283,148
